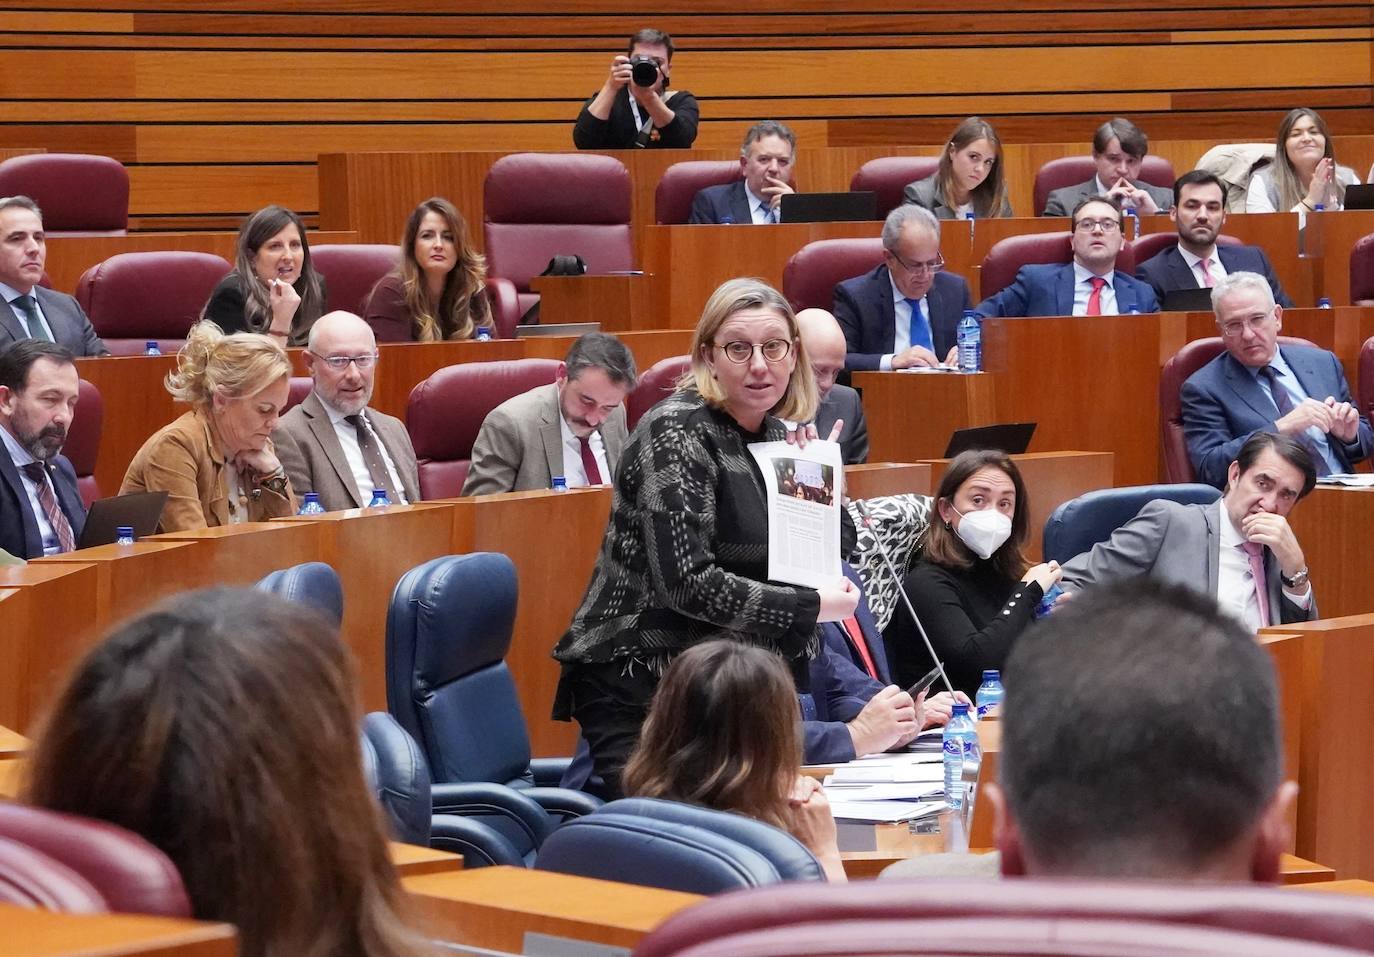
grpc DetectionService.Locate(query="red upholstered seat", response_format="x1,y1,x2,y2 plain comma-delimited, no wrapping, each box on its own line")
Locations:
483,153,634,319
654,161,741,225
0,803,191,916
0,836,106,911
282,376,314,416
67,379,104,507
1033,154,1176,217
1160,334,1318,483
782,238,886,312
1350,232,1374,306
310,243,401,316
625,355,690,431
75,251,231,356
406,358,562,498
979,232,1139,300
849,156,941,219
1360,336,1374,420
0,154,129,235
1131,231,1242,267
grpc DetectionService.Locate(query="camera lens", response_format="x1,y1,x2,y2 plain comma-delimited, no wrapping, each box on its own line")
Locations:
631,58,659,88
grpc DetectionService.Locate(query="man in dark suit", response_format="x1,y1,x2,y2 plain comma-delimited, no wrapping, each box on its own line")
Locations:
689,120,796,225
0,339,86,559
572,28,698,150
1136,170,1294,308
274,311,422,511
833,204,972,371
0,196,107,356
797,308,868,464
1041,117,1173,216
975,196,1160,317
1181,272,1371,487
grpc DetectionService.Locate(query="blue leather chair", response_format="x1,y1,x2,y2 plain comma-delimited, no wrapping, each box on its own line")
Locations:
1042,484,1222,564
535,798,825,893
386,553,601,823
360,711,549,867
254,561,345,626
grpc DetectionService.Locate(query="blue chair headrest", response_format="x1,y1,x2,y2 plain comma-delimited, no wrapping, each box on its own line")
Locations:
254,561,344,626
1043,484,1221,565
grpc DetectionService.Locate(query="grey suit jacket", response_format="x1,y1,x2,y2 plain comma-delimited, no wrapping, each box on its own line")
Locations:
1042,177,1174,217
902,174,1013,219
1060,499,1315,626
273,391,421,510
816,384,869,465
0,287,108,356
461,382,628,496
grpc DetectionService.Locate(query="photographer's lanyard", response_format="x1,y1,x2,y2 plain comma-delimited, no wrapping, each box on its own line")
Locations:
628,97,654,148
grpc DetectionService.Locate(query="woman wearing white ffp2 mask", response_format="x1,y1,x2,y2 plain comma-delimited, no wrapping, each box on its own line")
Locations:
882,450,1063,699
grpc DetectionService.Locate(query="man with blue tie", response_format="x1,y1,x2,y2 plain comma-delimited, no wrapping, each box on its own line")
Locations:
0,196,107,356
973,195,1160,318
832,204,972,370
1181,271,1372,488
688,120,796,225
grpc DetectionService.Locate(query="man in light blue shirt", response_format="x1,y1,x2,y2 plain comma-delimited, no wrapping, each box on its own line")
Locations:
0,195,107,356
688,120,796,225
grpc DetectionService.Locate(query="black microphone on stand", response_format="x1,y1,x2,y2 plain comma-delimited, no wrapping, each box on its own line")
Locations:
852,499,956,698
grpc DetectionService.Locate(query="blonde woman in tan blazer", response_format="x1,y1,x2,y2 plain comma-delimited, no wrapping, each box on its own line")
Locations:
121,322,296,530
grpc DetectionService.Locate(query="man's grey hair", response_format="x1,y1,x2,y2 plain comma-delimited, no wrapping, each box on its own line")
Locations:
565,332,638,388
1211,271,1276,317
881,204,940,252
740,120,796,158
0,195,42,218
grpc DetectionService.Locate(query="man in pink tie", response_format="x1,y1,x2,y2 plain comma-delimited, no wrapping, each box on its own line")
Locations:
1059,431,1317,631
1134,171,1293,308
463,332,636,495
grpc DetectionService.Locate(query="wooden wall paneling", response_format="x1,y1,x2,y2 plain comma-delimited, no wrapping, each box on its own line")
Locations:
367,340,529,419
127,165,318,218
1287,488,1374,621
1260,629,1306,845
34,540,212,633
844,462,933,500
520,330,694,371
149,522,328,587
851,372,999,464
1307,210,1374,306
75,355,180,498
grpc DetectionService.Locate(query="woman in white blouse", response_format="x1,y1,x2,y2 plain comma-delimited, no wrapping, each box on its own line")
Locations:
1247,108,1360,215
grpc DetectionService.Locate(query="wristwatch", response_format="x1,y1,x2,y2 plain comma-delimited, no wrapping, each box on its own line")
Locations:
1281,567,1310,589
256,467,289,497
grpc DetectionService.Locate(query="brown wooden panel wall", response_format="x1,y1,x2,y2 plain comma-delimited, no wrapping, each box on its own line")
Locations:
0,1,1367,228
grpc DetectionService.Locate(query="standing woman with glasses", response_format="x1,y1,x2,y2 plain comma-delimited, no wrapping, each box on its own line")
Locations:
902,116,1012,220
553,277,861,798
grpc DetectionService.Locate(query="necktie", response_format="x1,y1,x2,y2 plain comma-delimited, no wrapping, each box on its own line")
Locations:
21,461,75,552
1085,276,1106,316
12,295,51,342
1257,366,1330,476
902,298,935,351
344,413,395,502
1199,257,1216,288
1240,541,1271,629
761,204,778,224
578,434,603,485
840,617,879,680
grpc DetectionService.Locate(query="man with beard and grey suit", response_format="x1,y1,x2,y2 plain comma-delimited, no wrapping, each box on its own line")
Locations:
796,307,868,464
273,311,421,511
0,196,107,356
1061,432,1317,632
462,332,636,495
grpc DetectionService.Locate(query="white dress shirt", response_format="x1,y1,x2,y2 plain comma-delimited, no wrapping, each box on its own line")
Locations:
878,272,929,370
1216,503,1312,632
1249,351,1342,474
0,281,56,341
558,413,610,488
1177,244,1229,288
1071,262,1120,316
323,402,409,505
0,423,60,554
744,182,778,225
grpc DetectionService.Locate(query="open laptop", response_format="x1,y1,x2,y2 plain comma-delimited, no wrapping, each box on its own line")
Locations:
1343,184,1374,211
943,423,1036,458
780,191,878,224
1160,287,1215,313
77,491,168,548
515,322,600,339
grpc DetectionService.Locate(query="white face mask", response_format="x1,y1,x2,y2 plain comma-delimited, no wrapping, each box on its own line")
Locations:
950,504,1012,560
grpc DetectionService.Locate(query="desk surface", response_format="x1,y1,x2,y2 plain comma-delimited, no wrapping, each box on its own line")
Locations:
4,904,236,957
388,841,463,878
0,725,29,758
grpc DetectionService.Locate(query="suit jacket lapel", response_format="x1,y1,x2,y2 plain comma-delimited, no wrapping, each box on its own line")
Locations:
1279,347,1325,405
372,414,422,503
540,386,564,480
0,295,27,346
875,266,898,353
1116,275,1136,313
1164,247,1199,289
0,452,42,556
304,392,364,507
1202,501,1222,598
1057,265,1076,316
729,181,753,225
1221,353,1280,421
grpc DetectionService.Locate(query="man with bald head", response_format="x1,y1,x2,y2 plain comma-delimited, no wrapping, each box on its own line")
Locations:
273,310,421,511
797,308,868,465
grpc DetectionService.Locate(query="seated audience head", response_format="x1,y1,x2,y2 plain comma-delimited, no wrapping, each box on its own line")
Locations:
626,27,674,94
0,194,46,295
1221,430,1316,532
24,587,428,957
991,579,1297,882
559,332,638,438
1272,107,1344,210
739,120,797,197
1211,270,1283,369
622,639,801,830
1171,170,1228,256
686,277,817,430
304,310,379,417
0,339,78,462
936,116,1007,216
167,322,290,460
881,204,944,305
1070,194,1124,276
794,308,846,402
226,204,325,336
398,196,488,341
925,448,1031,577
1092,117,1152,186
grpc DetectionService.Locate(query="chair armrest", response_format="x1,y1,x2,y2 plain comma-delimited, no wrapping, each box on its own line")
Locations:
527,757,573,788
429,813,526,868
483,276,521,340
522,785,604,822
431,781,553,854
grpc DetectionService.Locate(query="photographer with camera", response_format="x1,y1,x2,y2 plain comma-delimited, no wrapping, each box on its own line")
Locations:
573,28,699,150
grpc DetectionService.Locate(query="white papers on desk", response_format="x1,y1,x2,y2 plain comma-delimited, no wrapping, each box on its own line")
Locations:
823,782,944,801
826,799,946,823
826,761,945,784
1317,473,1374,487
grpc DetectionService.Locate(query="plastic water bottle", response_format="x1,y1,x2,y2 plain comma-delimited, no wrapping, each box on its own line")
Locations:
115,526,135,545
1318,298,1333,309
1123,207,1139,241
475,326,493,342
1313,203,1325,212
1036,582,1064,619
298,492,326,515
956,310,981,373
367,488,392,508
551,476,569,492
965,209,975,242
942,702,980,809
144,341,161,356
975,670,1005,720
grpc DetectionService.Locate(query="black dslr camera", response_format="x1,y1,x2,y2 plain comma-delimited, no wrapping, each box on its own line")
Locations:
629,56,661,88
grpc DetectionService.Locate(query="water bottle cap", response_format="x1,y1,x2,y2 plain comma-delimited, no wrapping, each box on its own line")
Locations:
962,309,977,319
964,211,975,220
116,526,134,535
1318,298,1332,305
552,476,567,487
952,702,970,715
372,489,387,496
1314,204,1325,211
303,492,319,502
145,341,157,347
982,670,1000,681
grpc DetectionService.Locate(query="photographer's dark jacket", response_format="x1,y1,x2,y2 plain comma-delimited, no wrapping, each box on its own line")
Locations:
573,87,699,149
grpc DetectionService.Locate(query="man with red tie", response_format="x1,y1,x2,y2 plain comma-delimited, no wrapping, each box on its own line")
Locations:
0,339,86,559
463,332,637,495
973,195,1159,318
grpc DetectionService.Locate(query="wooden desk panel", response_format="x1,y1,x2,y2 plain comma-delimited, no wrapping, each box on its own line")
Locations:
852,372,998,464
445,488,612,757
845,463,933,500
529,274,664,332
521,329,693,372
34,540,210,635
1304,209,1374,306
5,904,236,957
148,520,326,586
369,339,528,419
0,758,23,799
1260,630,1306,846
403,866,701,953
1289,878,1374,897
389,841,463,878
75,354,180,501
0,563,101,733
1287,488,1374,620
0,724,29,758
